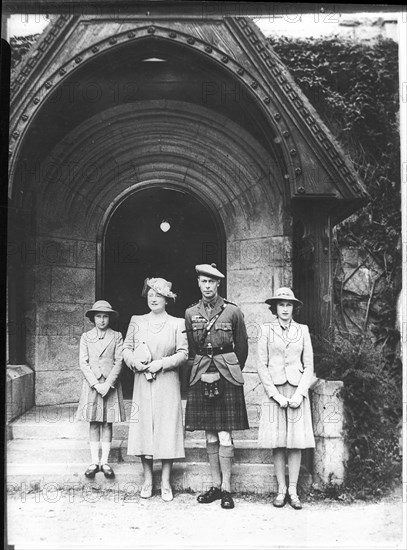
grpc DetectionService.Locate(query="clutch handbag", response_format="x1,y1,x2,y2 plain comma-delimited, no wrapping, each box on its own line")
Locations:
132,341,152,364
132,341,155,381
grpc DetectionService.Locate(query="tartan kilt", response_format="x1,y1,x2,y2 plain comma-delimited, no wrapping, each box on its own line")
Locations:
185,375,249,432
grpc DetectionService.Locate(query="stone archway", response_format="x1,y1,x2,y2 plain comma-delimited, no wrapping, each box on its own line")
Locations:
101,183,225,398
24,99,288,405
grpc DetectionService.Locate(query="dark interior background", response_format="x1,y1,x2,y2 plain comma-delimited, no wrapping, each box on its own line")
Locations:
103,186,224,398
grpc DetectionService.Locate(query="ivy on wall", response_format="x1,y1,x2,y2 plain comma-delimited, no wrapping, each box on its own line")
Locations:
268,36,401,350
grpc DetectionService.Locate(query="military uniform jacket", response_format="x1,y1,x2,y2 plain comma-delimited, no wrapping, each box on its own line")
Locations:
185,296,248,386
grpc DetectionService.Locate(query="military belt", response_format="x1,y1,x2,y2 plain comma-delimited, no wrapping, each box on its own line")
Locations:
198,344,234,358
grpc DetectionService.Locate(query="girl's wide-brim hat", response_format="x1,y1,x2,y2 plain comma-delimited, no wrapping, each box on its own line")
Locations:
143,277,177,300
265,287,303,306
85,300,118,319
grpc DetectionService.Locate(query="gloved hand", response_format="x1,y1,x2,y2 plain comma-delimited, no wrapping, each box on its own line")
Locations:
288,392,303,408
272,393,289,408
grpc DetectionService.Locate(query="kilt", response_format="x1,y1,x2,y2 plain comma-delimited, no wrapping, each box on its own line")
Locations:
185,375,249,431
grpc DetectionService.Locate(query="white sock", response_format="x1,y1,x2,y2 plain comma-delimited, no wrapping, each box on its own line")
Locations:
90,442,100,465
288,482,298,496
101,441,111,464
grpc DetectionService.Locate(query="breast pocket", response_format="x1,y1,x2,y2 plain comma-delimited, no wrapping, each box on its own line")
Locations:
215,322,233,344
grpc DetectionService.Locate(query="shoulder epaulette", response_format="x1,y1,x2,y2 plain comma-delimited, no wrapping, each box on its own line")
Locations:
224,299,238,307
186,301,199,309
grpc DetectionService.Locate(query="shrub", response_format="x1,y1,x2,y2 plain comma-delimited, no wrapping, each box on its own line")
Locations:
314,334,402,499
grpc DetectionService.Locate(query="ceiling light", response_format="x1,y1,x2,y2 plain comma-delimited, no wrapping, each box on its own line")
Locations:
160,219,171,233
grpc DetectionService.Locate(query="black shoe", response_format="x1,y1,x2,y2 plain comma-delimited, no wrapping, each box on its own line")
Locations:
197,486,222,503
221,490,235,509
100,463,115,479
84,464,99,478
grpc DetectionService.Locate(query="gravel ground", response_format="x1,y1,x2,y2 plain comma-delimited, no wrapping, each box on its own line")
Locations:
7,487,404,550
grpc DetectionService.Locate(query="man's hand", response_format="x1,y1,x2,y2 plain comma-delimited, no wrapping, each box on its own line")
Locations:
273,393,289,408
288,392,303,408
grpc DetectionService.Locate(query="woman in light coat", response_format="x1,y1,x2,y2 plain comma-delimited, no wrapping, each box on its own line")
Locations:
76,300,126,479
123,278,188,501
257,288,315,510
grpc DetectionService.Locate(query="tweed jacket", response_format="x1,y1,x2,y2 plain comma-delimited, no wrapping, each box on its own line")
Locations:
185,296,248,386
79,327,124,389
257,320,314,398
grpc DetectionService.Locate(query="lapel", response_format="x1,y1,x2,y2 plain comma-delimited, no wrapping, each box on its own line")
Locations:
209,296,224,321
97,328,115,356
270,320,301,347
197,296,224,322
269,321,291,346
197,300,209,321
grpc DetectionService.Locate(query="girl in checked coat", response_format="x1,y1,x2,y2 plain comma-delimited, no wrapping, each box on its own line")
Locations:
257,288,315,510
76,300,126,479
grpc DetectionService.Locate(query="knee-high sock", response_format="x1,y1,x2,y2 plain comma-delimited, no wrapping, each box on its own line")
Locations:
207,441,221,488
219,445,234,492
90,442,100,464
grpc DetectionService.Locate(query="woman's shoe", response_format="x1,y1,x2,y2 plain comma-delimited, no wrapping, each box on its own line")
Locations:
100,463,115,479
84,464,99,478
161,485,173,502
273,492,287,507
288,493,302,510
140,484,153,498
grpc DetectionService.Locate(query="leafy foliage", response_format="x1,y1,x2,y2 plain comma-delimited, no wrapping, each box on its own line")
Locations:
314,334,402,499
269,36,401,331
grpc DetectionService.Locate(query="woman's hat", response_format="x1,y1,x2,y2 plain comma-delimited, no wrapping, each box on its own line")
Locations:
265,287,303,306
85,300,118,319
143,277,177,300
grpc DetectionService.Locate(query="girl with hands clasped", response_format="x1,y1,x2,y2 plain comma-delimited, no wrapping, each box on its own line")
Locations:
123,278,188,502
76,300,126,479
257,288,315,510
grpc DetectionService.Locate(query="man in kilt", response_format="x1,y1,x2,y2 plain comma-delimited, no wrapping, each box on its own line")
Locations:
184,263,249,509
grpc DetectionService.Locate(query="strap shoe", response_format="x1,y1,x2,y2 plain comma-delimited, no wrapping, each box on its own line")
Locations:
100,463,115,479
84,464,99,478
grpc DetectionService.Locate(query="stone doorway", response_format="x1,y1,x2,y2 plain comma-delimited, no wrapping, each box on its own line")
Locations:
102,185,225,398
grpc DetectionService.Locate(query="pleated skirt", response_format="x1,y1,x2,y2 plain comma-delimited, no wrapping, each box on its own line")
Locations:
76,376,126,423
258,382,315,449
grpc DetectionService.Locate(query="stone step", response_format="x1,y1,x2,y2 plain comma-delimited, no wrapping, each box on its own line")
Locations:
7,438,273,464
9,404,259,441
7,461,287,495
7,461,312,496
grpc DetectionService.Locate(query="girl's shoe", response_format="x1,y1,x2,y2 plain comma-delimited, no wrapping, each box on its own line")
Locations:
288,493,302,510
140,484,153,498
273,492,287,507
161,485,173,502
100,463,115,479
84,464,99,478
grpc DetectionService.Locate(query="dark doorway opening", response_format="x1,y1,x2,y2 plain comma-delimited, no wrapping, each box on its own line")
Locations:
102,185,225,398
